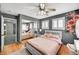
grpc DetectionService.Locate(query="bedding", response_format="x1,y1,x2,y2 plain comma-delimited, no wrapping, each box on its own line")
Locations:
40,33,62,44
27,37,62,55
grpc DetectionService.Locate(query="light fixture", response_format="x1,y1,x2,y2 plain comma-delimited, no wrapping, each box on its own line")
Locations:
38,10,47,16
36,3,56,16
38,3,48,16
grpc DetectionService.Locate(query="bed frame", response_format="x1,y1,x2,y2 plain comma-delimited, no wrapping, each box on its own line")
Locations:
26,30,62,55
26,43,45,55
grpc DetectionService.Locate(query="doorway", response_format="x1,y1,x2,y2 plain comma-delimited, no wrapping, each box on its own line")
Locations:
4,21,17,45
1,16,17,51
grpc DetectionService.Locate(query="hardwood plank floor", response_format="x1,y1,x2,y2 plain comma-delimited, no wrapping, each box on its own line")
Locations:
57,45,72,55
0,40,27,55
0,39,73,55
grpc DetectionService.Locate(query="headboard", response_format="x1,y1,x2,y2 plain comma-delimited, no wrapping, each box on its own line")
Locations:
45,30,62,40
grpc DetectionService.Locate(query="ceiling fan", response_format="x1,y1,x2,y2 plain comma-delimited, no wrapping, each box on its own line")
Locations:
35,3,56,16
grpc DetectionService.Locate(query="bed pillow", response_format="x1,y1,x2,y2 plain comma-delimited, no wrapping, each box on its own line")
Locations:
44,33,60,39
51,34,60,39
43,33,53,37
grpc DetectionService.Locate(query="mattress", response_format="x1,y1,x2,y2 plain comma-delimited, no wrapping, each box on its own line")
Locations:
27,37,61,55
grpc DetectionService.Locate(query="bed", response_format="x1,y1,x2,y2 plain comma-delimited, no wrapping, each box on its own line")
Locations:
26,30,62,55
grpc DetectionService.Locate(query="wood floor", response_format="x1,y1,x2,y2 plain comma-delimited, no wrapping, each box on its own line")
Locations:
0,40,27,55
57,45,73,55
0,39,73,55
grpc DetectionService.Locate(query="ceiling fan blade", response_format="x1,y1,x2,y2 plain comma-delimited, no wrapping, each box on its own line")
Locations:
48,8,56,11
46,6,56,11
30,7,39,11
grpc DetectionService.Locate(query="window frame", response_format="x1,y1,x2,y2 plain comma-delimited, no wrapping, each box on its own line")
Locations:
52,19,58,29
34,22,38,29
42,20,49,29
52,17,65,30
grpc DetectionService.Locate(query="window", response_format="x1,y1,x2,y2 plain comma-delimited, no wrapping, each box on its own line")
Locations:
22,24,28,32
30,23,33,29
58,19,65,29
52,17,65,30
42,20,49,29
34,22,38,29
52,20,57,29
33,21,39,31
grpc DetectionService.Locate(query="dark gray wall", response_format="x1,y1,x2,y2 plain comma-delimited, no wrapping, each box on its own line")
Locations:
17,14,22,42
62,31,75,44
39,11,77,44
17,14,39,42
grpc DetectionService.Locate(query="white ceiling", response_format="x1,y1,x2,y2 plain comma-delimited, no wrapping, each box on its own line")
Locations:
22,19,32,23
0,3,79,19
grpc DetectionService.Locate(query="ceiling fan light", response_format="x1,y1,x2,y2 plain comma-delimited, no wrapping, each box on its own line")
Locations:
43,11,46,15
38,10,47,16
40,11,44,15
